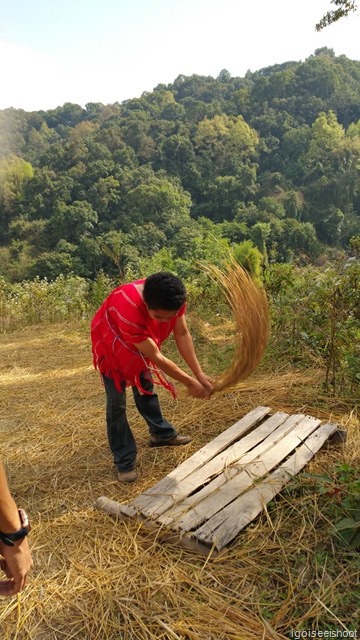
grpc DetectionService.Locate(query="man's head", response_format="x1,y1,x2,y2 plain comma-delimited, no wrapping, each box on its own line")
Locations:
143,272,186,321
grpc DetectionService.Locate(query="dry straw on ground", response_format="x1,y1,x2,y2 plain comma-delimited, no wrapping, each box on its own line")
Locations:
0,322,358,639
204,259,269,392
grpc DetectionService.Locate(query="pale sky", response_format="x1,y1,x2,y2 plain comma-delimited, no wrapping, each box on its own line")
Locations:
0,0,359,111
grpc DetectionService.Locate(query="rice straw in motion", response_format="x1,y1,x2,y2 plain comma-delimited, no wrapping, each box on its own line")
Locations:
204,258,269,392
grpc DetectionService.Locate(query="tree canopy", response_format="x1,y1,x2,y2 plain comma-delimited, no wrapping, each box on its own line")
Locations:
0,50,360,282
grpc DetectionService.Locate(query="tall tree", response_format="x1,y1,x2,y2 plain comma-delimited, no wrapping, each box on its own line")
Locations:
0,156,34,240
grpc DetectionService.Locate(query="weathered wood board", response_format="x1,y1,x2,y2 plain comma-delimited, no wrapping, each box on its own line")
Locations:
95,406,341,556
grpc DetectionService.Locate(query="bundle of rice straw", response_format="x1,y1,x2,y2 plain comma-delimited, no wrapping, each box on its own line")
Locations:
205,258,269,392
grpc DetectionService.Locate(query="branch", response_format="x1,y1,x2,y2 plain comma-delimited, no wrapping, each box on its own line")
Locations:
315,0,357,31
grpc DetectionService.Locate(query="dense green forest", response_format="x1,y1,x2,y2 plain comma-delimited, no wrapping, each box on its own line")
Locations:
1,47,360,282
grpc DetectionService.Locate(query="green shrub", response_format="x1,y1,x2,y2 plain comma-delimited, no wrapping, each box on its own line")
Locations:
0,274,89,331
264,257,360,396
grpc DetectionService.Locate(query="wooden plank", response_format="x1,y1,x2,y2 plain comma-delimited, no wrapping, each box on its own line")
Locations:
155,412,290,513
156,412,305,525
94,497,219,557
163,415,321,531
132,406,271,514
195,422,338,550
139,411,292,519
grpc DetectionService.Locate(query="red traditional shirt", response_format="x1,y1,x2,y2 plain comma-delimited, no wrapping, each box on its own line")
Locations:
90,279,186,396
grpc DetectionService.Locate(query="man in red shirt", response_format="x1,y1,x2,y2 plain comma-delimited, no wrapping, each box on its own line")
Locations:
91,272,213,482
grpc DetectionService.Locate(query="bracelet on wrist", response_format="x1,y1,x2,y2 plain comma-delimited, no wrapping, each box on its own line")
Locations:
0,509,30,547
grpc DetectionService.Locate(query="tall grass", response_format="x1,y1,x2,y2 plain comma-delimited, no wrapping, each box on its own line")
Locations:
0,273,114,332
264,258,360,397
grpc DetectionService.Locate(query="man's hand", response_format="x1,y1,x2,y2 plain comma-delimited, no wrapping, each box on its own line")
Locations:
196,372,214,394
186,378,213,398
0,538,33,596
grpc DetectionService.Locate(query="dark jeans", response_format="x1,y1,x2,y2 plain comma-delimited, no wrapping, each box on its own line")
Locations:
102,373,177,472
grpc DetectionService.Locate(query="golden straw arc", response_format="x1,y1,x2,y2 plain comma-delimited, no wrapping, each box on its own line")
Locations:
204,259,270,393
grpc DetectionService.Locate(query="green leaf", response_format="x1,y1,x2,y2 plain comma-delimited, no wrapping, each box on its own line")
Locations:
334,517,359,531
301,472,333,483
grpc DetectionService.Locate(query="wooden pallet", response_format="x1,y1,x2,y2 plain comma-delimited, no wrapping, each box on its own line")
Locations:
95,406,343,557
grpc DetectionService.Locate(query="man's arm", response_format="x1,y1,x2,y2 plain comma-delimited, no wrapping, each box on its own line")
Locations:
0,461,33,596
134,336,211,398
173,315,213,392
0,462,24,533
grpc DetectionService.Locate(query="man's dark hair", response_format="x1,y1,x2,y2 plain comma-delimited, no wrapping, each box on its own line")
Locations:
143,272,186,310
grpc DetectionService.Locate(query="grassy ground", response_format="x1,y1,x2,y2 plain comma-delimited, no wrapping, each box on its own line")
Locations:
0,317,359,639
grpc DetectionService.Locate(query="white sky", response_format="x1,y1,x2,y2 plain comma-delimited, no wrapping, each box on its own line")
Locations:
0,0,359,111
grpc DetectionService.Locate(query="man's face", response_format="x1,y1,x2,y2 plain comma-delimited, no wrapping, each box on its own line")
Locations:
147,308,178,322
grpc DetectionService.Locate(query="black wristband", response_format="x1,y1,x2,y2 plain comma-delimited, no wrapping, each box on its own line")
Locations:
0,509,30,547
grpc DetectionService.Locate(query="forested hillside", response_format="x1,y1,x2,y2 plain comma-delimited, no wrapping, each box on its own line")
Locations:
1,47,360,282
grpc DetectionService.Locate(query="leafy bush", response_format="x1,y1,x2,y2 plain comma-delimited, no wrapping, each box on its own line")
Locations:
301,464,360,550
264,257,360,395
0,274,89,331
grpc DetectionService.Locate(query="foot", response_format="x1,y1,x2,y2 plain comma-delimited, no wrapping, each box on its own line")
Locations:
117,468,138,483
149,433,192,447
